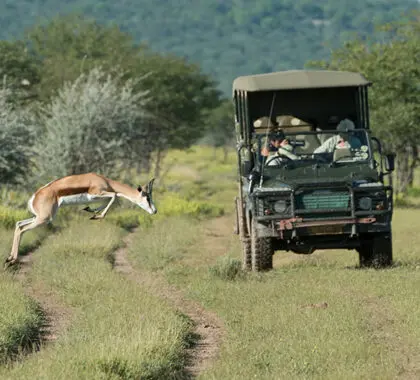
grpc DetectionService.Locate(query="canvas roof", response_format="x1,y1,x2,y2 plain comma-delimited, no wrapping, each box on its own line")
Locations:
232,70,371,93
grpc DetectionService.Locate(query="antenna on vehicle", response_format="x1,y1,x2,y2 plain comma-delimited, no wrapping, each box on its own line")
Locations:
260,92,276,186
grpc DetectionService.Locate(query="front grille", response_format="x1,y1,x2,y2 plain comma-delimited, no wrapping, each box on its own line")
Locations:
295,189,350,210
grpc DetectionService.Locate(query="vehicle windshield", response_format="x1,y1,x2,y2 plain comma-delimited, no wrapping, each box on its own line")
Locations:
256,129,371,167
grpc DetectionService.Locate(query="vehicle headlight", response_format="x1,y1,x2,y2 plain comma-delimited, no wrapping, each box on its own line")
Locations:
273,199,287,213
358,197,372,210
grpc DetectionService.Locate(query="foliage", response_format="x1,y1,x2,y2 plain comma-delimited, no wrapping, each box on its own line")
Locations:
16,15,222,176
202,100,235,162
0,88,36,185
0,41,40,104
34,67,151,181
0,1,418,95
308,15,420,194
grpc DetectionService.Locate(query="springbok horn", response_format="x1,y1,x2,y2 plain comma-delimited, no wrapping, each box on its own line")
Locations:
146,178,155,193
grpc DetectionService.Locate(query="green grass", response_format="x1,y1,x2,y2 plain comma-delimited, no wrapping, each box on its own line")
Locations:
127,209,420,380
0,274,43,364
0,221,193,379
1,145,420,379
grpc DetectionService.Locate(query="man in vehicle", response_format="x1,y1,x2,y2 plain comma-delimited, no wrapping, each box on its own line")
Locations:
261,130,298,162
314,118,362,154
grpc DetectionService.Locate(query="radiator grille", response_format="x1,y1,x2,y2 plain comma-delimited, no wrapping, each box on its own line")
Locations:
295,189,350,210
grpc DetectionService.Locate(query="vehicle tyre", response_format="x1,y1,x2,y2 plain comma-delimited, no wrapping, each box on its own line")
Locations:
358,232,393,268
237,198,251,270
251,219,274,271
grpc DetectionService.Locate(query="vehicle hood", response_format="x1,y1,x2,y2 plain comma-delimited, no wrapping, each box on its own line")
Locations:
261,163,379,189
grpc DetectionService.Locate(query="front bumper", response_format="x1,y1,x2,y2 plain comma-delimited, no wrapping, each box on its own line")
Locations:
252,183,392,239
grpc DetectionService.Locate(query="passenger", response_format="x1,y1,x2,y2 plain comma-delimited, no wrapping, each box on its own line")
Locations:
261,130,298,161
313,119,362,154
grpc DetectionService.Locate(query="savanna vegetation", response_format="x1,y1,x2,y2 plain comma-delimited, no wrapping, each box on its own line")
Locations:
0,5,419,380
0,1,419,94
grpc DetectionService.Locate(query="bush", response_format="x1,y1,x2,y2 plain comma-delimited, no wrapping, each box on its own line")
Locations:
0,88,35,185
34,67,151,181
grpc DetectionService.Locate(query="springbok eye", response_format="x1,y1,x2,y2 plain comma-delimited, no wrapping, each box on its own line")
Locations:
137,186,142,192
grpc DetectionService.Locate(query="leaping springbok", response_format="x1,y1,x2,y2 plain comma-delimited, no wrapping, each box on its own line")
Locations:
5,173,157,267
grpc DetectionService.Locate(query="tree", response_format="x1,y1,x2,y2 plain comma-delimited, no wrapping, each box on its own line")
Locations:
25,14,143,102
0,40,40,104
307,14,420,194
133,52,222,176
202,100,235,162
24,16,222,177
34,67,151,183
0,88,35,185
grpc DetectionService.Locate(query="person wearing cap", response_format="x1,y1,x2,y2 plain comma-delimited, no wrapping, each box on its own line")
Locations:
261,130,298,161
313,119,362,154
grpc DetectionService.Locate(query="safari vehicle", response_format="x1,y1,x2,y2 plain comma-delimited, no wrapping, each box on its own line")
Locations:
233,70,395,271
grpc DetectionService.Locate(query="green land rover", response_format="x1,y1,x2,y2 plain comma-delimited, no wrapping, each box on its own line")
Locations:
233,70,395,271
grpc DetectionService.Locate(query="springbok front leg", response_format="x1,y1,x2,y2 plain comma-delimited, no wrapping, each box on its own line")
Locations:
83,203,107,214
5,217,49,266
90,192,117,220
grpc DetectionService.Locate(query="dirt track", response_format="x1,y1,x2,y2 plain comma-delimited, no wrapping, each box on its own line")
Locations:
113,222,227,378
15,249,73,346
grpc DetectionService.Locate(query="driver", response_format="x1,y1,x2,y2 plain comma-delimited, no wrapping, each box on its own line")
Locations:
313,119,362,154
261,130,298,161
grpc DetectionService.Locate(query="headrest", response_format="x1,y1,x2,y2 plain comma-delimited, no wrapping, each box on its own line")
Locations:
253,116,275,129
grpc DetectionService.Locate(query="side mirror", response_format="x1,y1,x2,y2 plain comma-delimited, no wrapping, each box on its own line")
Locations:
385,153,395,172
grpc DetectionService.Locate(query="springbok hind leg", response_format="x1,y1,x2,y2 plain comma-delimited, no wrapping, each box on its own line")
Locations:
5,217,48,267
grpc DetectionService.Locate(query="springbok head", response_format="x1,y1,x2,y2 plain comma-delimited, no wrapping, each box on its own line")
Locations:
137,178,157,215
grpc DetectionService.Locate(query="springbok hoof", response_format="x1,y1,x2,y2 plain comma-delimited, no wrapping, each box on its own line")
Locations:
90,215,102,220
4,258,17,270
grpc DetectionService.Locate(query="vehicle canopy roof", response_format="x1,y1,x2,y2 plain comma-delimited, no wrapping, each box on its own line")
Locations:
232,70,371,94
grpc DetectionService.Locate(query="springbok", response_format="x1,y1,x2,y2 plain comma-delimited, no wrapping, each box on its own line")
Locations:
5,173,157,266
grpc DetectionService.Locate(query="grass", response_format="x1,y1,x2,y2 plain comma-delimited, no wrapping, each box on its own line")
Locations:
127,209,420,380
0,274,43,364
0,221,194,379
1,145,420,378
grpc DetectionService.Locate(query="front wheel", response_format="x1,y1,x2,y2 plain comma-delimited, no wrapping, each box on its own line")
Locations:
358,233,393,268
251,219,274,271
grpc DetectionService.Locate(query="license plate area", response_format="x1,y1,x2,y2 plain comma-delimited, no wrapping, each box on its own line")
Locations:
306,224,344,235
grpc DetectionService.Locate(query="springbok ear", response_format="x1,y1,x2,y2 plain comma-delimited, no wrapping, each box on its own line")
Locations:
137,185,142,193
